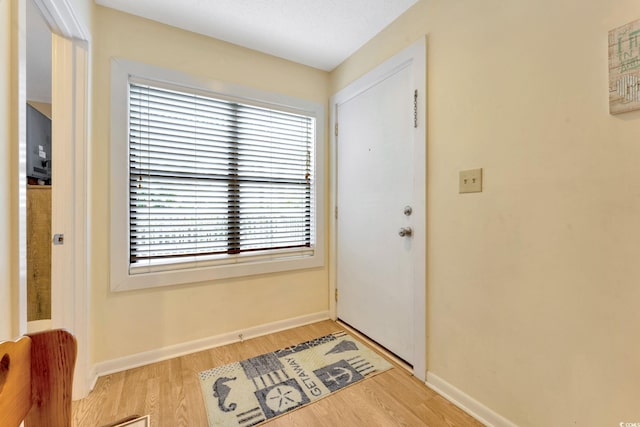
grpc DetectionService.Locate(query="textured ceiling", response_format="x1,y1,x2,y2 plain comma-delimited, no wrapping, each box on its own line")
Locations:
94,0,418,71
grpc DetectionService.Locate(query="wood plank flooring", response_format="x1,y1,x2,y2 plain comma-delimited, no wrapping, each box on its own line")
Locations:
73,320,483,427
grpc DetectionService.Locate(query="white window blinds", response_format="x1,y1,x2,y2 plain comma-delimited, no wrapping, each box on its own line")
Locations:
128,81,315,267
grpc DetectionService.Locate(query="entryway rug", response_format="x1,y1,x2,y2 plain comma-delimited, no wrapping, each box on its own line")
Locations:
198,330,393,426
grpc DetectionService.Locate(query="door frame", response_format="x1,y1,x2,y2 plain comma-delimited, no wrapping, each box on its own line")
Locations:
329,37,427,381
18,0,90,398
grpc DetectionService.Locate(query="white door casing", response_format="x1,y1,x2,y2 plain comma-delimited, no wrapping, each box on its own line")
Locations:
330,38,426,380
51,32,89,399
18,0,90,398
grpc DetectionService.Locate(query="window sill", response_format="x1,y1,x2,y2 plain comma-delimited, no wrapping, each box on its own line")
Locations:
111,249,323,292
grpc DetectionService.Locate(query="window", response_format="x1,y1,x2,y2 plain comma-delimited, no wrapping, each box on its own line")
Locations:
111,59,324,291
128,82,315,264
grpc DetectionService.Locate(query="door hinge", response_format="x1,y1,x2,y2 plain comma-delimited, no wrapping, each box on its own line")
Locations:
335,289,338,302
335,123,338,137
335,206,338,219
413,89,418,128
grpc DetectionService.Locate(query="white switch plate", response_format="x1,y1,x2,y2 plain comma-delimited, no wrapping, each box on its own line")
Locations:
459,168,483,193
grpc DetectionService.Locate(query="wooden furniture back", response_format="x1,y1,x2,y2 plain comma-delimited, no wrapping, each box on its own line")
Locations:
0,329,77,427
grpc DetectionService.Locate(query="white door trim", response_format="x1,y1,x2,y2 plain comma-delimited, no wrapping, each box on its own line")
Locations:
32,0,89,41
19,0,90,398
329,37,427,381
16,0,28,340
51,33,90,399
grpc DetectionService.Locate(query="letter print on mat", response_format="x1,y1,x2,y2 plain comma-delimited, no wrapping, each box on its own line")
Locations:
198,331,393,426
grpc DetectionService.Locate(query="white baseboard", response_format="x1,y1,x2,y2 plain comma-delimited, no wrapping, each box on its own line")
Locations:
426,372,518,427
89,311,330,391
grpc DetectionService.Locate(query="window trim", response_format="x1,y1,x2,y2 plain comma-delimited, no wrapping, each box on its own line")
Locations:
110,59,325,291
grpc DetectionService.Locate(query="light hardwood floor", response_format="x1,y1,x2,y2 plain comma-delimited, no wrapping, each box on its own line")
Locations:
73,320,483,427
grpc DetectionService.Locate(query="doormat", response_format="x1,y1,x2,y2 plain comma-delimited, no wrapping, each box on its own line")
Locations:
198,330,393,426
108,415,150,427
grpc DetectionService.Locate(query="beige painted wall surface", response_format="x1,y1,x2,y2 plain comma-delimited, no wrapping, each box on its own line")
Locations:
0,0,14,340
332,0,640,426
27,100,52,119
91,6,330,363
0,0,23,342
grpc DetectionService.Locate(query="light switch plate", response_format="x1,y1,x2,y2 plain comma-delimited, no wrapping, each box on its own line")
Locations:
459,168,483,193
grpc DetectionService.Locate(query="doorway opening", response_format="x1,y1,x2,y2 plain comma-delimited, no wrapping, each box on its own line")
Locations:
18,0,90,397
26,0,53,333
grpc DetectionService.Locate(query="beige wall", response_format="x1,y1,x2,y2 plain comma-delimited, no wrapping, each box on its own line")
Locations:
27,101,52,119
91,6,330,363
0,0,24,342
332,0,640,425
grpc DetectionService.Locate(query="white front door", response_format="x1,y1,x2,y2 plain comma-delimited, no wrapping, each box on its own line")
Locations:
334,40,426,371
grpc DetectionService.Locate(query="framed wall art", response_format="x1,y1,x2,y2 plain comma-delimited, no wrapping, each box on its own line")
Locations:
609,19,640,114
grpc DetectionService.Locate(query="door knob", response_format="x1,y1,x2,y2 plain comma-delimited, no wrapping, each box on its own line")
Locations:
398,227,413,237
